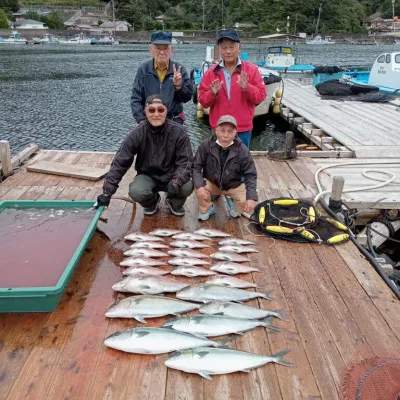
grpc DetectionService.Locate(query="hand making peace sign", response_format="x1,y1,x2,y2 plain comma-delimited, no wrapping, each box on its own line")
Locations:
173,64,182,88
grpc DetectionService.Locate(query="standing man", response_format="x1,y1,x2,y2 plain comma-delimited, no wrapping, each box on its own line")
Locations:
198,29,266,148
131,31,193,125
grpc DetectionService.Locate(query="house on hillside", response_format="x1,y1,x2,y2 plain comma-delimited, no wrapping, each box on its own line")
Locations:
233,22,257,31
99,20,132,33
15,19,48,30
363,16,400,34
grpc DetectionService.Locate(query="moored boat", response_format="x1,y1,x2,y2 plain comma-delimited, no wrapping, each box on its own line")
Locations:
306,35,336,45
90,36,119,45
1,31,27,45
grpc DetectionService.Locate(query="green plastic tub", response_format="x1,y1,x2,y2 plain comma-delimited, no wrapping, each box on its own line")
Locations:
0,200,103,312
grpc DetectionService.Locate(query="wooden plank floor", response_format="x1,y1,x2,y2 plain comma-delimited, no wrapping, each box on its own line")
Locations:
1,150,400,400
281,80,400,158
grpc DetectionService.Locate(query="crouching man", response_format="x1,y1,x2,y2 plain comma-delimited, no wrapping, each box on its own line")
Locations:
193,115,258,221
95,95,193,216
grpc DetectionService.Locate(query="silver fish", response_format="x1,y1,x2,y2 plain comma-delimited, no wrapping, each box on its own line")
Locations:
163,314,280,337
176,284,273,303
105,295,200,321
218,245,259,254
165,347,292,380
130,242,169,249
171,266,217,277
200,301,287,321
206,275,258,289
149,229,183,237
104,327,230,354
210,262,260,275
168,249,209,259
124,233,164,242
168,257,210,267
194,228,231,238
170,240,212,249
112,274,188,294
172,232,209,241
119,257,166,268
123,248,168,258
219,238,256,246
122,266,169,276
210,252,251,262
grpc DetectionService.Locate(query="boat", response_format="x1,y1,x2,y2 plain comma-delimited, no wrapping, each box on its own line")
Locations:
90,36,119,45
40,33,59,44
58,33,92,45
306,35,336,45
0,31,27,45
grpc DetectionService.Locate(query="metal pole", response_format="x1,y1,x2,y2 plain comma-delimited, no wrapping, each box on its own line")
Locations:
202,0,205,31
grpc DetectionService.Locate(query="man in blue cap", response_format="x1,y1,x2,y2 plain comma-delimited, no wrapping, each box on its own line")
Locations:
131,31,193,125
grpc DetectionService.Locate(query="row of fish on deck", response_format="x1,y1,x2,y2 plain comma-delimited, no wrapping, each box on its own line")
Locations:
103,228,292,380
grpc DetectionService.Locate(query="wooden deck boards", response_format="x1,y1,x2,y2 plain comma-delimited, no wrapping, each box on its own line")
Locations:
1,150,400,400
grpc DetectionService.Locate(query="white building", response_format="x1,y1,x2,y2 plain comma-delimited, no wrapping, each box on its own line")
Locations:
99,20,131,33
16,19,48,30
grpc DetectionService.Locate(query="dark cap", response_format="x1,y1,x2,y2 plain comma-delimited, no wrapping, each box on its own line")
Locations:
216,115,237,128
150,31,172,45
145,94,168,108
217,29,240,44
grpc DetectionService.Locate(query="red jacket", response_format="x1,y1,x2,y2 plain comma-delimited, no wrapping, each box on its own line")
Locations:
198,60,266,132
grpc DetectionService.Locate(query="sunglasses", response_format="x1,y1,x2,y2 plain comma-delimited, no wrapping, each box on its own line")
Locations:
147,106,166,114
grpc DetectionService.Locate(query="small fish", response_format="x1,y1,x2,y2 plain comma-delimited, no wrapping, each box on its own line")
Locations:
165,347,292,380
219,238,256,246
149,229,183,237
168,257,210,267
119,257,166,268
194,228,231,238
170,240,212,249
168,249,209,259
210,262,260,275
206,275,258,288
122,266,169,276
171,266,217,277
172,232,209,241
123,248,168,258
218,245,259,254
130,242,169,249
124,233,164,242
210,252,251,262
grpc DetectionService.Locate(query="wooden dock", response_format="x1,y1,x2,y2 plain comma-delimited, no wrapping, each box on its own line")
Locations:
1,150,400,400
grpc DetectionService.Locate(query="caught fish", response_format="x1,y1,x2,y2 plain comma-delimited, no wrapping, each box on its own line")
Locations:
119,257,166,268
104,327,231,354
105,295,200,321
124,233,164,242
123,248,168,258
170,240,212,249
206,275,258,289
168,257,210,267
168,249,209,259
171,266,217,277
210,262,260,275
149,229,183,237
130,242,169,249
172,232,209,241
200,301,287,321
122,266,169,276
163,314,281,337
165,347,292,379
194,228,231,238
218,245,259,254
219,238,256,246
176,284,273,303
112,274,188,294
210,252,251,262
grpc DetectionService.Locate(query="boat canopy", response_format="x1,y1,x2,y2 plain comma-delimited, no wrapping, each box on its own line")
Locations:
267,46,293,55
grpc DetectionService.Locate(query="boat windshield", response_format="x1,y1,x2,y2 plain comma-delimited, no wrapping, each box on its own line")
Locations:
267,46,292,55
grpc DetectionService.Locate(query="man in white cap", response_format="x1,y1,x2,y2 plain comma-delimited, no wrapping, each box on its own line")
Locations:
192,115,258,221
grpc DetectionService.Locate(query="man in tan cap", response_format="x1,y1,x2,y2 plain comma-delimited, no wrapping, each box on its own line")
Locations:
192,115,258,221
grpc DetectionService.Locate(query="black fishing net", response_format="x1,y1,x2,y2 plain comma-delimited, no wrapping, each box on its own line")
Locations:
267,132,297,161
313,65,343,75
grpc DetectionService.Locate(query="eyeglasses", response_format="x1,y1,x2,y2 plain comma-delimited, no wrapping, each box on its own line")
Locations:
153,46,170,53
147,106,166,114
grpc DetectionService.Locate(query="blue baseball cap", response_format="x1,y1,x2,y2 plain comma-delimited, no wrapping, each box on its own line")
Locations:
150,31,172,44
217,29,240,44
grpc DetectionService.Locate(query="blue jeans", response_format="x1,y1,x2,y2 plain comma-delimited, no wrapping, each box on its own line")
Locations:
238,130,252,148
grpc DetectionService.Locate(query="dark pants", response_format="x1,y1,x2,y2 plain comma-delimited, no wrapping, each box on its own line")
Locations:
169,115,184,125
238,130,252,149
129,174,193,209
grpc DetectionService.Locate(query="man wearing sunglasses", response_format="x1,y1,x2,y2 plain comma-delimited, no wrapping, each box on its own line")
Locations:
131,31,193,125
96,95,194,216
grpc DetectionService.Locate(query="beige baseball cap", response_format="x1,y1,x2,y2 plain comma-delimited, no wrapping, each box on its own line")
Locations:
216,115,237,128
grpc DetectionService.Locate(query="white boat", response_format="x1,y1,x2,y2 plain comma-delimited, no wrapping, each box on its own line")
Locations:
90,36,119,45
306,35,336,45
58,33,92,45
40,33,59,44
1,31,27,45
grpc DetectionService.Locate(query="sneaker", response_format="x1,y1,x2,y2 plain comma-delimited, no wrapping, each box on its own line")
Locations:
143,193,161,216
198,205,216,221
166,198,185,217
226,197,240,218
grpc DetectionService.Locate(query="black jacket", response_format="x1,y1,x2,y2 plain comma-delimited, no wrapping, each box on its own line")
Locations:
131,59,193,123
192,135,258,201
103,120,194,196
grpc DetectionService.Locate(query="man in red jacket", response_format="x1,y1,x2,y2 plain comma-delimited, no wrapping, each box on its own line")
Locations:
198,29,266,148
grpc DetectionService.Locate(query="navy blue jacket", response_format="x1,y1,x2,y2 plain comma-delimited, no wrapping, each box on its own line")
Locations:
131,59,193,123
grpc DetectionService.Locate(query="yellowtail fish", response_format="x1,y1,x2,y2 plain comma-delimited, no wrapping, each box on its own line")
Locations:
130,242,169,249
122,266,170,276
123,248,168,258
119,257,166,267
172,232,209,241
194,228,231,238
218,245,258,253
112,275,189,294
171,266,217,277
124,233,164,242
168,257,210,267
210,252,251,262
210,262,260,275
168,249,209,259
205,275,258,289
170,240,212,249
219,238,256,246
149,228,183,237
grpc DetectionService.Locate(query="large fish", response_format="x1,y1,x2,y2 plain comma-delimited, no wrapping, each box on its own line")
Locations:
171,266,217,277
168,249,209,259
219,238,256,246
104,327,230,354
164,314,281,337
194,228,231,238
210,252,251,262
149,229,183,237
168,257,210,267
122,266,170,276
218,245,259,254
165,347,292,380
176,284,273,303
123,248,168,258
119,257,166,268
199,301,287,321
210,262,260,275
170,240,212,249
172,232,209,241
112,275,189,294
105,295,200,321
206,275,258,289
124,233,164,242
130,242,169,249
